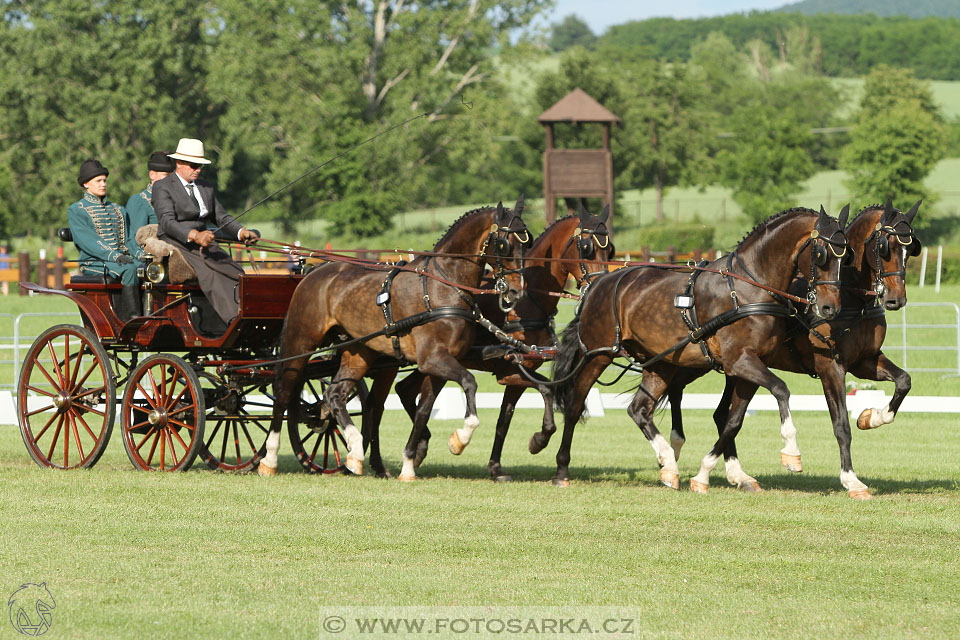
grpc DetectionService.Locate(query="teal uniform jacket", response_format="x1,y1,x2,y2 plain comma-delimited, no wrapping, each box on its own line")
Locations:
125,184,158,237
67,193,145,285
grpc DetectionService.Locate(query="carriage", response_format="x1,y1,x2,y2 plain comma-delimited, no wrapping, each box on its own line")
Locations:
16,231,365,474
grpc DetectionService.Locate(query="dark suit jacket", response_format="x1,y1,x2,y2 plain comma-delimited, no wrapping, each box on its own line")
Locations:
152,173,242,246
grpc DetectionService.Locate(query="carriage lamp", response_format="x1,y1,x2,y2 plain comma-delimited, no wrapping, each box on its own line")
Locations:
145,261,166,284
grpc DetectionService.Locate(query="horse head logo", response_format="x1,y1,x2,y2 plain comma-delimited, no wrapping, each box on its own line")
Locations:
8,583,55,636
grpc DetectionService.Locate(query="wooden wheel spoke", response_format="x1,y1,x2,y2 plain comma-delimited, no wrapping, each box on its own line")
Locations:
204,420,224,449
145,430,161,464
167,416,196,431
46,416,66,461
69,414,87,461
61,412,71,467
146,369,163,405
25,385,56,398
135,381,160,410
73,410,99,441
25,403,56,418
232,422,243,462
71,359,102,394
168,403,197,419
166,383,190,412
33,411,60,441
134,426,158,450
75,403,106,418
33,360,62,391
167,425,190,453
46,339,66,386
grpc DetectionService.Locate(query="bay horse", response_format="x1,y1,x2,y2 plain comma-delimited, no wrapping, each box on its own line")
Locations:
666,200,921,498
551,206,851,490
386,204,616,480
257,198,530,477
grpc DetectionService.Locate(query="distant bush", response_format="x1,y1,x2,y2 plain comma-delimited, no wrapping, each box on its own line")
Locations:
617,223,715,253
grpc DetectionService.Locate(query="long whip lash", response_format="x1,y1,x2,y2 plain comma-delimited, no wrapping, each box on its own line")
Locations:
213,110,432,232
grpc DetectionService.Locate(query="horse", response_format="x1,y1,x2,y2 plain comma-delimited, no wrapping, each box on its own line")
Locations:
666,200,921,498
385,204,616,481
550,206,852,490
257,198,530,477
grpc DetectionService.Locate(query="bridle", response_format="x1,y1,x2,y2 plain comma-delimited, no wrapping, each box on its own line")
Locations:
866,216,920,297
480,212,531,312
796,214,852,316
569,223,614,294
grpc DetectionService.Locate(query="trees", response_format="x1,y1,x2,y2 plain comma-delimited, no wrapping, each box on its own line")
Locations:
548,15,596,51
841,66,948,211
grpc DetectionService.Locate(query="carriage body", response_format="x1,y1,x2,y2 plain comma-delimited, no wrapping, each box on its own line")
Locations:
16,270,353,473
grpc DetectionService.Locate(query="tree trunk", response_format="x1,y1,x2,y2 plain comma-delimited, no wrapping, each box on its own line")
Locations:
654,174,664,223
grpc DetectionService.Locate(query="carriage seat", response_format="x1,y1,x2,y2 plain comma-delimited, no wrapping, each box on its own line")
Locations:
134,224,197,284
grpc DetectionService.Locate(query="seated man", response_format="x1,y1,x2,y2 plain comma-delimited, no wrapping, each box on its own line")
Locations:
67,158,145,321
152,138,258,327
125,150,174,237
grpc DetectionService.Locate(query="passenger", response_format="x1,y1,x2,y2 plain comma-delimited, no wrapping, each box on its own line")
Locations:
125,150,175,237
67,158,145,321
152,138,259,327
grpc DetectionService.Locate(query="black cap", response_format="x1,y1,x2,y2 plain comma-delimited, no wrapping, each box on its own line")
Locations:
148,151,175,173
77,158,108,187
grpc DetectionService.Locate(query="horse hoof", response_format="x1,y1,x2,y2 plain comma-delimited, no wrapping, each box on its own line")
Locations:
493,474,512,483
345,456,363,476
849,488,873,500
375,469,392,479
857,409,878,430
780,453,803,473
689,479,709,494
738,480,763,493
659,468,680,490
257,462,277,477
552,478,571,488
397,473,417,482
528,433,547,455
448,431,466,455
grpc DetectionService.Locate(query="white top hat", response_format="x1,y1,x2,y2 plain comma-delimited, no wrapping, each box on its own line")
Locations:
168,138,212,165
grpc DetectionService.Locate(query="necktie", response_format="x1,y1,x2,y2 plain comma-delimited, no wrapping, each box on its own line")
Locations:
186,183,195,199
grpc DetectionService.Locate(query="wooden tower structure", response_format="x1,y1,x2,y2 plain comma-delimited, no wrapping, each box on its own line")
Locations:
538,88,622,224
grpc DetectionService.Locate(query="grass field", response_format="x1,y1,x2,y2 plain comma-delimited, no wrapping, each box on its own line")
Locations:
1,407,958,639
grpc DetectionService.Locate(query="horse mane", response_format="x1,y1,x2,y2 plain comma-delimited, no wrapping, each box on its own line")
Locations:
432,205,496,249
848,203,902,228
734,207,817,248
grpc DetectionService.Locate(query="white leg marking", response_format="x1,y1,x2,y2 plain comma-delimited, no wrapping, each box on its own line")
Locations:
840,470,868,492
669,429,685,460
262,430,281,469
455,414,480,446
342,422,364,460
780,413,801,456
649,434,679,474
692,453,720,486
724,457,757,486
399,455,416,480
870,404,896,428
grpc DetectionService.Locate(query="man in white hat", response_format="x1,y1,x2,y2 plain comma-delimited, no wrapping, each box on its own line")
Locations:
152,138,259,329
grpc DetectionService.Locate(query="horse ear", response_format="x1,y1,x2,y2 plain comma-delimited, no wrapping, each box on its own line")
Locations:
496,201,505,221
818,205,828,221
577,200,587,218
600,204,610,223
882,196,895,222
906,199,922,224
837,204,850,229
514,194,525,217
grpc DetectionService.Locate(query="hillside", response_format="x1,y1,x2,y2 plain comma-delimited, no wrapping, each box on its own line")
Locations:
777,0,960,18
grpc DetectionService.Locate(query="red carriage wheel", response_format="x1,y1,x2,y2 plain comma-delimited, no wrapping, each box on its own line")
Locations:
199,380,270,472
17,324,116,469
288,376,368,474
121,354,205,471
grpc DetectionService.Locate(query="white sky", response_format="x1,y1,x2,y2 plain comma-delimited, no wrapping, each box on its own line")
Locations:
547,0,791,34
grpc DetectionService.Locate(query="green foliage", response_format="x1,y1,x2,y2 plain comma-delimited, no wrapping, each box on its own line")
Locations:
548,14,596,51
600,13,960,80
627,223,714,251
778,0,960,19
842,66,948,215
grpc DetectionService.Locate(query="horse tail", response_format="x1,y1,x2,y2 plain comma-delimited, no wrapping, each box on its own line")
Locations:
552,316,584,416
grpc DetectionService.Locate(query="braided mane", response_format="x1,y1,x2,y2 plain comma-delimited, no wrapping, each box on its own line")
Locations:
432,205,496,249
734,207,817,249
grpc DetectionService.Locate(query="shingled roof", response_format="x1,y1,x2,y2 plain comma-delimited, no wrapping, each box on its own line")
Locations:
537,88,622,125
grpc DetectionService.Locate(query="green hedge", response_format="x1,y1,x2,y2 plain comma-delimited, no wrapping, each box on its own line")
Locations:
615,223,715,253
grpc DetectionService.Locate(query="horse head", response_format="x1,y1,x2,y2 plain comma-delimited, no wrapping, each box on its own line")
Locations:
485,195,532,312
798,204,852,320
851,198,922,310
567,202,615,292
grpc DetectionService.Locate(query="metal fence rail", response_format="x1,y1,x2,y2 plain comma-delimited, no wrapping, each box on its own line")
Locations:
1,312,79,390
886,302,960,375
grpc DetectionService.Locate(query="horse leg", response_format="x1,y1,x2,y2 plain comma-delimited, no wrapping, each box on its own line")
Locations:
666,368,708,461
815,360,872,499
851,352,912,431
554,355,612,487
626,369,677,489
395,370,431,467
398,375,445,481
259,335,319,476
322,353,372,476
691,377,761,494
488,384,524,481
363,368,397,478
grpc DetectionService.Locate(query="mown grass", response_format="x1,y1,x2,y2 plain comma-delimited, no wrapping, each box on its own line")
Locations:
1,406,958,639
